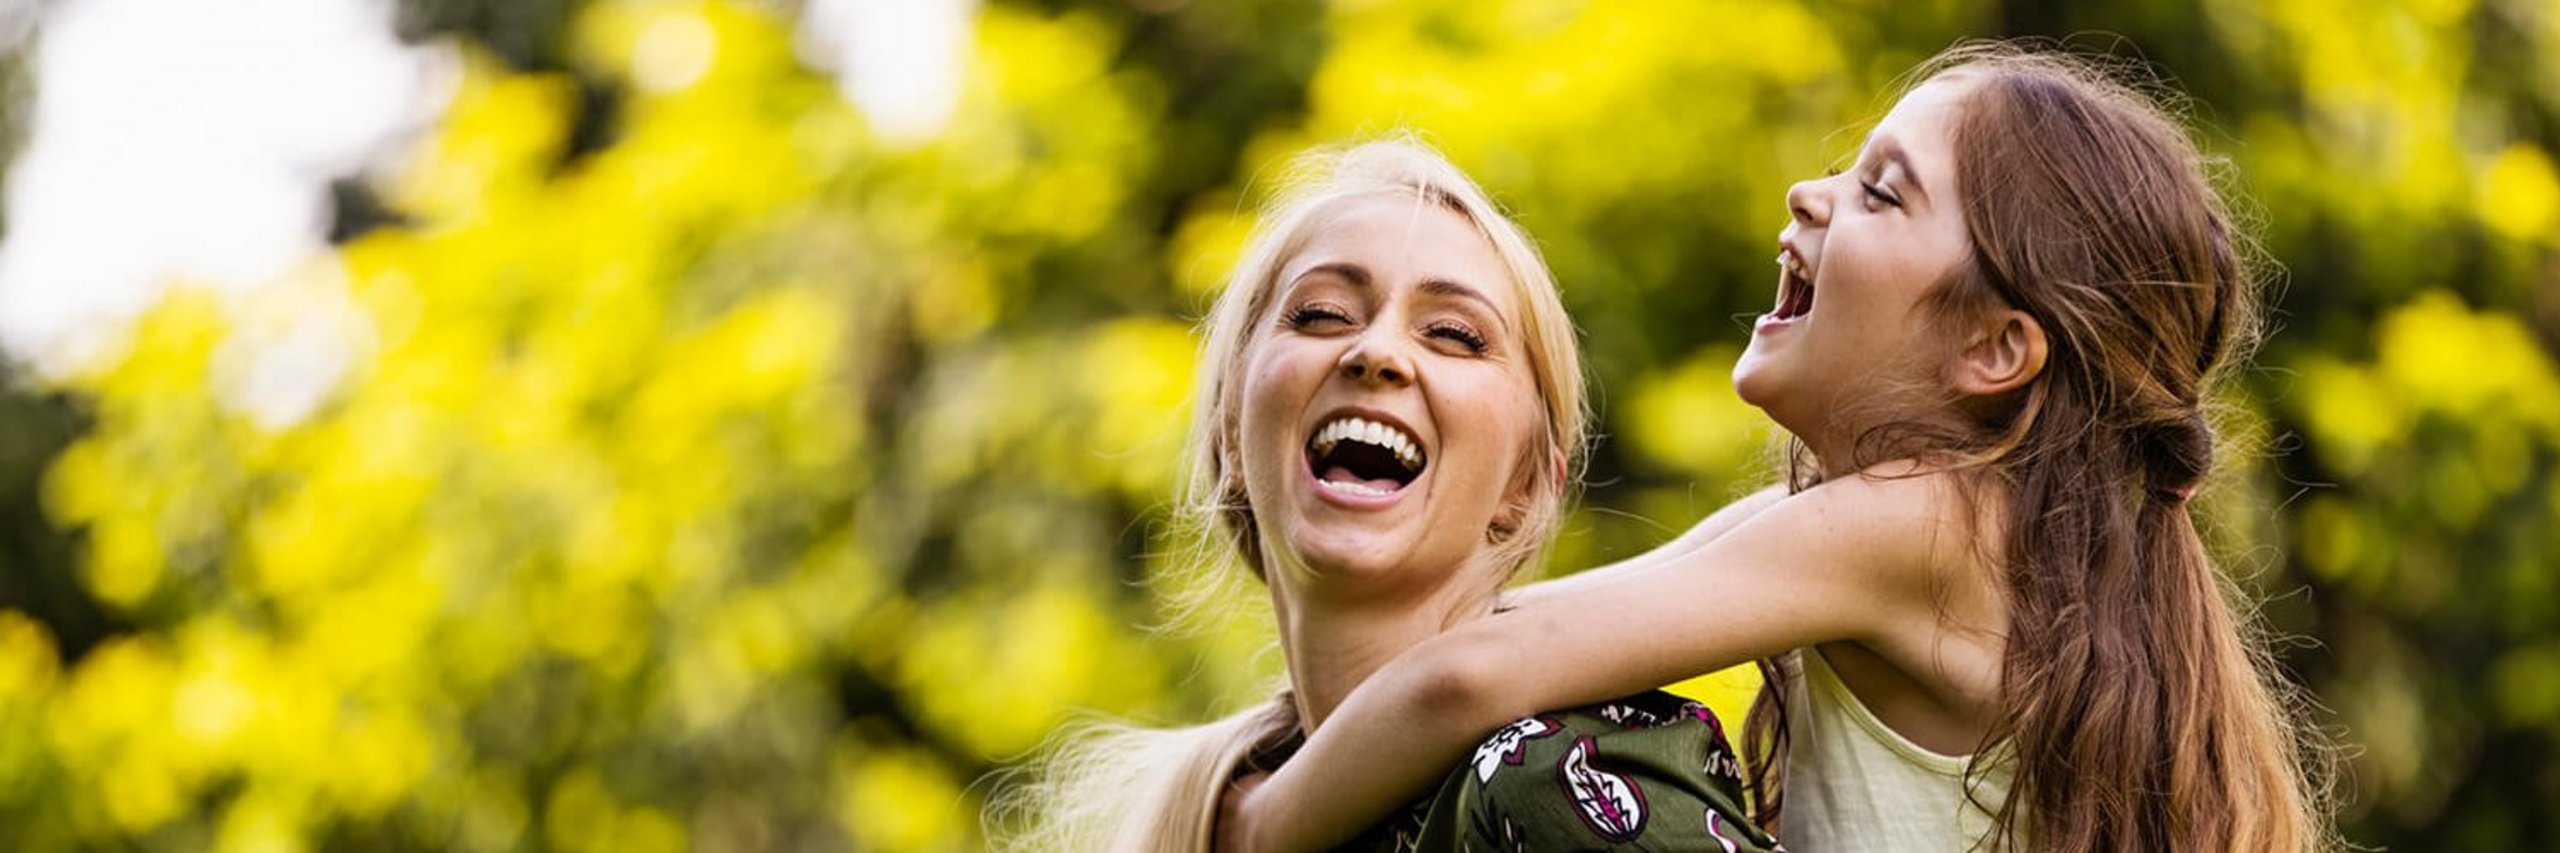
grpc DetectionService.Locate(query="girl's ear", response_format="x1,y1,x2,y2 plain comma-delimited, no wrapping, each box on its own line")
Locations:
1952,308,2048,397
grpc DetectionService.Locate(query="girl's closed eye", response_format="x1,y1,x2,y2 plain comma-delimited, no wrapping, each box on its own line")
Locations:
1423,320,1489,354
1861,179,1903,211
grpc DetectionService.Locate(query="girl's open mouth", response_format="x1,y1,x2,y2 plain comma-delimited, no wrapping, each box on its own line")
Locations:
1771,249,1816,320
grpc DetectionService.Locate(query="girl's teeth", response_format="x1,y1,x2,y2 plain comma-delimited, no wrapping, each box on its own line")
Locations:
1777,249,1811,280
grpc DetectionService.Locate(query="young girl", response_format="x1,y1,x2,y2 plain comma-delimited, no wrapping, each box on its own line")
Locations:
1222,44,2331,852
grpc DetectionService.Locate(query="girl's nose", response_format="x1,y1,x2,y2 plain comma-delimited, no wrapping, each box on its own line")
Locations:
1786,176,1832,228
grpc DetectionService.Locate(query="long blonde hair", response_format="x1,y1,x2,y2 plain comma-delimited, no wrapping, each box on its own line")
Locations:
991,136,1588,851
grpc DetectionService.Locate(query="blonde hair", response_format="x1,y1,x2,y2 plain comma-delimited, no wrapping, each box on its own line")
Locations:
990,136,1587,851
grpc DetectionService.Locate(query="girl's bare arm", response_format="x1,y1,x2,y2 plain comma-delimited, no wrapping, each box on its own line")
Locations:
1228,471,1951,852
1508,482,1790,609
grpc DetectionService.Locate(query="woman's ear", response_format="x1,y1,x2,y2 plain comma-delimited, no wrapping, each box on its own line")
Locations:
1952,308,2048,397
1491,445,1569,541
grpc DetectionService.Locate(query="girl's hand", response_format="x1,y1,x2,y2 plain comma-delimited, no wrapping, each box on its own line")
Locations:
1215,771,1272,853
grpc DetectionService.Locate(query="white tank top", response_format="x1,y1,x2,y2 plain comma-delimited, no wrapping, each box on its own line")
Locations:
1780,647,2014,851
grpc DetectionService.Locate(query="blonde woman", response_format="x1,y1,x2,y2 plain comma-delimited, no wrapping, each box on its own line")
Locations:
999,138,1780,851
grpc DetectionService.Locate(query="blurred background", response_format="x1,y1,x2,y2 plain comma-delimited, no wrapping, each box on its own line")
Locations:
0,0,2551,849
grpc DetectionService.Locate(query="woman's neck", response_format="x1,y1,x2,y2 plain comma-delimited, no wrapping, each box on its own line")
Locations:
1272,575,1496,731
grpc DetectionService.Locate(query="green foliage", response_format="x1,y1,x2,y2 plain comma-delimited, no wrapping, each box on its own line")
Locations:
0,0,2553,849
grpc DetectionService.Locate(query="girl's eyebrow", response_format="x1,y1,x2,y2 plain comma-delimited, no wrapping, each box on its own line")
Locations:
1872,135,1931,207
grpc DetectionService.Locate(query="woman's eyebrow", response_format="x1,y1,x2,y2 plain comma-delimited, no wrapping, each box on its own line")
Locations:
1291,261,1371,288
1416,277,1500,318
1291,264,1498,319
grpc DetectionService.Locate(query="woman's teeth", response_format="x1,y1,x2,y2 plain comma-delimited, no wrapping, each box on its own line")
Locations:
1319,479,1396,497
1309,416,1423,471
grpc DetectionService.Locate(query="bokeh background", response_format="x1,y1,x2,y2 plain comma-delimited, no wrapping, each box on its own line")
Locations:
0,0,2552,849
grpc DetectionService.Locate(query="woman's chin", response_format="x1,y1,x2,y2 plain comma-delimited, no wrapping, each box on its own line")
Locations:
1287,530,1403,576
1281,527,1466,592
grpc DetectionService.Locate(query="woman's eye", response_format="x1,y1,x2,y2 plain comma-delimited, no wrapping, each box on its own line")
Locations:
1861,180,1902,210
1425,322,1489,354
1285,304,1353,329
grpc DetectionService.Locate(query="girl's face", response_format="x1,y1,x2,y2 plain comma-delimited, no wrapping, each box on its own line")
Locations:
1238,193,1547,596
1734,77,1980,454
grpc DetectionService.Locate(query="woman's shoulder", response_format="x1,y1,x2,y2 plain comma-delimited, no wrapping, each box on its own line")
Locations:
1364,690,1777,852
1473,691,1751,808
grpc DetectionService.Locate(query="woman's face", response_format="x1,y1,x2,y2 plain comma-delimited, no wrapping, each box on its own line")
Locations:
1734,76,1979,448
1237,193,1548,596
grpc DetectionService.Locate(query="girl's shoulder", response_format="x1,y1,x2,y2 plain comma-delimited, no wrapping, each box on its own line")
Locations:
1774,462,1994,581
1797,465,2013,723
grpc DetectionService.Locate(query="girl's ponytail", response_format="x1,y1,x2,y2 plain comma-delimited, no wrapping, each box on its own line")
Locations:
2139,410,2213,504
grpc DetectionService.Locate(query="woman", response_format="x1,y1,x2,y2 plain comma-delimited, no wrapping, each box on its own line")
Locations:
997,138,1778,851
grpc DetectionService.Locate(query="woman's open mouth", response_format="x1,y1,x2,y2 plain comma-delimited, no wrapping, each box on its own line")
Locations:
1305,415,1427,499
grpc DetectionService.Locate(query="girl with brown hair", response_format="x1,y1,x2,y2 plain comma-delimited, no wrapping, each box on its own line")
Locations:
1221,43,2334,852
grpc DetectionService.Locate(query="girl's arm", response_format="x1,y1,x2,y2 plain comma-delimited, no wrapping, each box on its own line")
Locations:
1226,470,1951,852
1508,482,1789,609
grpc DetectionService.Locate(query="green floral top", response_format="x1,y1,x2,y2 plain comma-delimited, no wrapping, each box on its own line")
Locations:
1253,690,1783,852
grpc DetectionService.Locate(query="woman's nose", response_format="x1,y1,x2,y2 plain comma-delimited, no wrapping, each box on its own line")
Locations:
1786,176,1832,228
1337,334,1414,387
